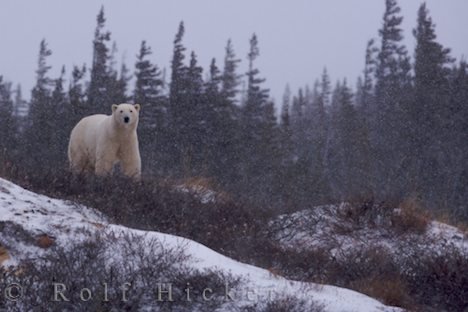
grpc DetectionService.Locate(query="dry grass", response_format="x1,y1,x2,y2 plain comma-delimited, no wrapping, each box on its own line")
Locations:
0,244,10,265
392,196,430,235
36,234,55,249
179,176,215,189
433,211,468,234
351,276,412,309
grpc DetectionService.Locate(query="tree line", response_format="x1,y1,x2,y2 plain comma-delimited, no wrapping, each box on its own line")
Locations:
0,1,467,219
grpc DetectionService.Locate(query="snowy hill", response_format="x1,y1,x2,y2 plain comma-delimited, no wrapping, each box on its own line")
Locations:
0,178,403,311
270,203,467,256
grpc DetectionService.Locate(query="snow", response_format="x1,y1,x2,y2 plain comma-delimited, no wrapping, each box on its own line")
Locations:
0,177,403,311
270,203,468,264
174,183,219,204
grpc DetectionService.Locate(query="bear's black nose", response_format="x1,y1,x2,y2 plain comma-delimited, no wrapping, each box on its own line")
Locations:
124,117,130,123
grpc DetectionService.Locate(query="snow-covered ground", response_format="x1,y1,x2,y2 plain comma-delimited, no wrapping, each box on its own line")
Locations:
0,178,402,311
270,203,467,258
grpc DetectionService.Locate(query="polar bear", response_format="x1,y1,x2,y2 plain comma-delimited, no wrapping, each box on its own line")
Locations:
68,103,141,180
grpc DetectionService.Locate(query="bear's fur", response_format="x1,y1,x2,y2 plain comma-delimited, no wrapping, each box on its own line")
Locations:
68,103,141,180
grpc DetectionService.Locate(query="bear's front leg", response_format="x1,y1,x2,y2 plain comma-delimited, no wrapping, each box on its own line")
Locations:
120,141,141,181
121,157,141,181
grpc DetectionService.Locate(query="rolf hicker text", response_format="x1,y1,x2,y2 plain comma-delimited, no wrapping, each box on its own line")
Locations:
52,282,235,302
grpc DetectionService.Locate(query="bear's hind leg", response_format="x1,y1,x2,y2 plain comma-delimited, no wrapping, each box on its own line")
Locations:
69,148,93,174
95,156,115,176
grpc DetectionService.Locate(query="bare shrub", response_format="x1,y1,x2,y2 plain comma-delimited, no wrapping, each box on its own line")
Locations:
401,245,468,312
335,198,429,235
335,200,393,230
0,232,240,311
0,221,37,246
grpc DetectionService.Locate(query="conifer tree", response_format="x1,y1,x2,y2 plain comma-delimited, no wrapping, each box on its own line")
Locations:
243,34,269,123
409,3,454,200
168,21,188,174
372,0,411,196
184,51,204,175
239,34,279,203
0,77,15,156
216,40,242,186
25,39,54,170
356,39,378,118
317,68,331,156
134,41,164,111
221,39,241,105
134,40,166,174
279,85,294,168
114,62,131,104
13,85,28,121
203,58,223,176
87,6,112,115
329,80,370,198
169,21,187,116
446,61,468,219
68,65,87,124
49,67,70,167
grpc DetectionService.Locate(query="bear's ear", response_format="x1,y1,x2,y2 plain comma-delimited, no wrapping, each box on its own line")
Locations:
112,104,118,113
134,104,141,112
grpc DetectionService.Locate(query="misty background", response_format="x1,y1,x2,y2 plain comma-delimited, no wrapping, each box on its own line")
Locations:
0,0,467,222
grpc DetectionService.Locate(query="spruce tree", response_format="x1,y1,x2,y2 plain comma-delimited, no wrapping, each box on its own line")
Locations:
107,43,130,104
134,41,164,110
87,6,112,115
279,85,294,170
12,84,28,133
216,40,242,186
328,80,370,199
134,40,166,174
317,68,331,158
277,85,298,208
49,67,70,167
239,34,279,203
68,65,87,124
184,51,204,175
169,21,187,117
168,21,188,174
203,58,223,176
25,39,54,170
243,34,269,122
356,39,378,118
411,3,454,202
221,39,241,105
372,0,411,197
447,61,468,219
0,77,15,157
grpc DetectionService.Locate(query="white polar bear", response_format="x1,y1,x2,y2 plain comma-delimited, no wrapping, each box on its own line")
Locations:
68,103,141,180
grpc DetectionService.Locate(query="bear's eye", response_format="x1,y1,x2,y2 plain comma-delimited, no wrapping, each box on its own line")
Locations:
120,110,123,113
130,110,133,113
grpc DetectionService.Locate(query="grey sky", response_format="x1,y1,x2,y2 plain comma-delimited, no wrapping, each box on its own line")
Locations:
1,0,467,104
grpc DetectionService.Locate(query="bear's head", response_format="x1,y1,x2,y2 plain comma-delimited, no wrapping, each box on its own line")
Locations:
112,103,140,129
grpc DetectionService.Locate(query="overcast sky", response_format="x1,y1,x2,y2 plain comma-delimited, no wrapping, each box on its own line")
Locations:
0,0,467,103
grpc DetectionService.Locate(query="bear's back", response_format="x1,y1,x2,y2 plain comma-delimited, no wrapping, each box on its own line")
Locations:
70,114,109,151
